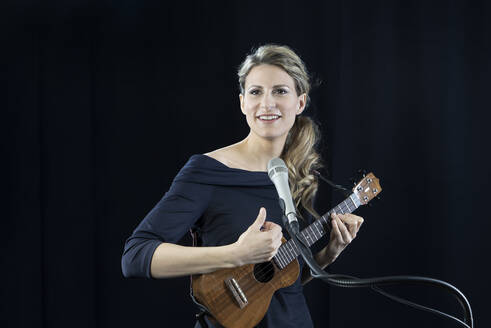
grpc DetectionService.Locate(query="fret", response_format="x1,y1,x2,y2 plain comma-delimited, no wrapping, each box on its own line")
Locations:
275,252,283,269
320,214,329,226
309,226,316,245
314,221,323,236
273,254,282,269
347,199,355,212
277,255,285,269
277,249,287,268
348,199,355,212
274,192,366,271
342,200,351,213
319,215,329,233
303,229,311,246
291,240,299,254
341,201,349,213
303,231,311,245
306,228,315,246
285,245,294,262
274,187,365,270
278,248,288,265
350,193,360,208
273,256,281,269
277,240,294,268
282,249,290,266
280,248,290,265
286,242,296,260
309,225,318,241
344,200,351,212
351,197,357,210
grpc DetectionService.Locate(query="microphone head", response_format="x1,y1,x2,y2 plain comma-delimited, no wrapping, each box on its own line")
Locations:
267,157,288,179
267,157,298,225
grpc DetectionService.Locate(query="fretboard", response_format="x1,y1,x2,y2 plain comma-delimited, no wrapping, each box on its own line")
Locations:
273,193,362,270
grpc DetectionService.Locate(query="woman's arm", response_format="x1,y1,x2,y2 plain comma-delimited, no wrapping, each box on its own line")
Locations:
150,207,283,278
301,212,364,285
150,243,239,278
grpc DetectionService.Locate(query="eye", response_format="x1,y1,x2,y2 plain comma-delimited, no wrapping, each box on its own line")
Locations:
274,88,288,95
249,89,261,95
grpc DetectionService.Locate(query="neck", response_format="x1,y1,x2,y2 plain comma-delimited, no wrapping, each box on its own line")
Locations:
237,132,287,171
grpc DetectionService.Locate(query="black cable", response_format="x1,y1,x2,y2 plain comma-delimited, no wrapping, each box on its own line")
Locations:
282,214,474,328
314,272,473,328
313,170,351,197
372,284,470,328
307,171,474,326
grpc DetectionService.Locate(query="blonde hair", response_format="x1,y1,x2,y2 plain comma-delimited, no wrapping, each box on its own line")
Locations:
237,44,323,219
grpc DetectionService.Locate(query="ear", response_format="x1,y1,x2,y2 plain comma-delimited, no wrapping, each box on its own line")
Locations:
296,93,307,115
239,93,246,115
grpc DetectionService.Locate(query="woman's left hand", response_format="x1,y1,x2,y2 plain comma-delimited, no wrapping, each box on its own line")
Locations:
324,212,364,264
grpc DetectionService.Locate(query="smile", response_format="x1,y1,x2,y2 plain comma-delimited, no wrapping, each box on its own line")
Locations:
257,115,281,121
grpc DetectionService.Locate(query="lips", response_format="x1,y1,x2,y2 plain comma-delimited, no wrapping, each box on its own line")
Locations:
257,114,281,121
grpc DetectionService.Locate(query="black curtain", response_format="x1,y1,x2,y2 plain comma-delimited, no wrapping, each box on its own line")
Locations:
4,0,490,327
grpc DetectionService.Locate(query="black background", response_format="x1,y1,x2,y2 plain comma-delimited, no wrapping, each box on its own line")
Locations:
3,0,491,327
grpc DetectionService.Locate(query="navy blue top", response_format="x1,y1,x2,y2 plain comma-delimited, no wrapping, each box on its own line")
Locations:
122,154,314,328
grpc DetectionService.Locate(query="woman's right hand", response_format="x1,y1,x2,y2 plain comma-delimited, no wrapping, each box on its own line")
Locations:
233,207,283,266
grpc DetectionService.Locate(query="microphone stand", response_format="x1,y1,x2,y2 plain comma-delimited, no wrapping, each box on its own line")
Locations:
280,212,323,281
278,198,325,279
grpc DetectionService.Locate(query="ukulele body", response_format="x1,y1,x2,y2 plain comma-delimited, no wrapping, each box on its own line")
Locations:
192,238,300,328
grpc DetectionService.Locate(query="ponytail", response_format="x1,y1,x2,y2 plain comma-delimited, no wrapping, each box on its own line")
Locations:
281,116,323,219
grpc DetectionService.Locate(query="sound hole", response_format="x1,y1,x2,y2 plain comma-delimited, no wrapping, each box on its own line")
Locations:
253,262,275,283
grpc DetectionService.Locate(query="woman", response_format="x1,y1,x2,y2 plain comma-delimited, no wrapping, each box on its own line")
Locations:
122,44,364,327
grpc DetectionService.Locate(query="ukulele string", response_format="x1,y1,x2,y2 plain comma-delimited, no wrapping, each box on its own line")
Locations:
209,201,353,313
231,191,359,295
215,201,348,312
235,200,351,292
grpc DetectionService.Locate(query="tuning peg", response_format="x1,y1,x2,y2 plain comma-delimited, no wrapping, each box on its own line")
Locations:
350,169,366,185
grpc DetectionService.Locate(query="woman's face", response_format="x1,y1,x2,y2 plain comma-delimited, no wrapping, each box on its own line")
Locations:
239,64,306,141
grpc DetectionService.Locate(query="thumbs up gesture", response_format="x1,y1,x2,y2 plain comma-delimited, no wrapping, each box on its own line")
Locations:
233,207,283,266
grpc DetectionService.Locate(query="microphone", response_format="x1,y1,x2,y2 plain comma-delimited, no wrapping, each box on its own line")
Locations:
267,158,299,233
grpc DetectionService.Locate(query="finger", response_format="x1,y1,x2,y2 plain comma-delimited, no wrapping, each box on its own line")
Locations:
336,214,351,231
266,224,282,242
262,222,282,235
347,215,364,234
331,216,345,244
274,236,283,250
338,214,359,237
330,211,337,221
253,207,267,229
357,217,364,230
336,217,352,244
275,227,283,242
262,221,280,230
261,221,275,231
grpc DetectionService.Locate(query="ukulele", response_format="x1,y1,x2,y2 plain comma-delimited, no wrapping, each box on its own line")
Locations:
191,173,381,328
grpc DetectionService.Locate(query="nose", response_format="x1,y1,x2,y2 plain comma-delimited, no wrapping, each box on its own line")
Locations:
260,92,276,110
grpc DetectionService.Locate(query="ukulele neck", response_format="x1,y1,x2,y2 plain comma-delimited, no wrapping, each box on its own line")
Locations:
272,193,362,269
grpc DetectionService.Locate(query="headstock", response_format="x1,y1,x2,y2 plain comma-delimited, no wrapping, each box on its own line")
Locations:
352,172,382,205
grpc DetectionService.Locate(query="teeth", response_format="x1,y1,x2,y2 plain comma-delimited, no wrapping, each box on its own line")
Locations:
259,115,280,121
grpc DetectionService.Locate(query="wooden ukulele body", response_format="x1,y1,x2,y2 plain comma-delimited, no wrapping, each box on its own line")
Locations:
191,239,299,328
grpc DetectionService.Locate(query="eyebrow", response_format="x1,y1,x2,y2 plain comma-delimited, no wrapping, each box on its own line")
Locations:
247,84,291,89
